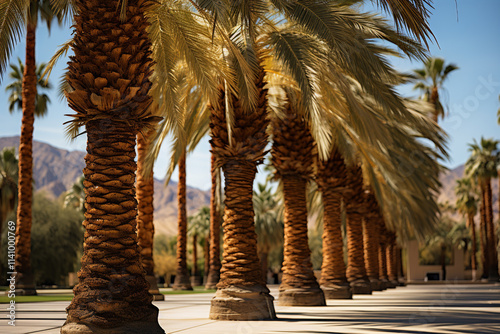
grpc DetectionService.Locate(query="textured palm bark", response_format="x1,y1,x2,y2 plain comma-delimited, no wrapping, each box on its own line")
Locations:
192,235,198,276
468,214,477,280
63,122,162,332
206,151,221,289
395,246,405,286
479,188,489,279
345,165,371,294
271,100,324,306
279,176,325,306
173,152,193,290
317,148,351,299
386,232,399,286
430,86,440,123
61,1,163,332
484,180,499,280
209,68,275,320
137,132,164,300
14,22,37,296
378,219,390,289
363,189,382,291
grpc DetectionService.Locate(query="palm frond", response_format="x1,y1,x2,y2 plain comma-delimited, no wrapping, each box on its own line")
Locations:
0,0,29,77
41,38,73,83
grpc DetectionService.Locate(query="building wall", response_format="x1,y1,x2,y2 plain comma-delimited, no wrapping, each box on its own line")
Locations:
406,240,465,281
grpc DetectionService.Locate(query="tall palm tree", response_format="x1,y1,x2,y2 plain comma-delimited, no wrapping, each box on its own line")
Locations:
253,182,283,283
270,99,325,306
316,147,352,299
6,59,52,296
0,147,18,233
385,231,400,285
57,1,166,332
136,130,164,300
455,177,479,280
344,164,372,294
1,0,63,296
412,57,458,122
466,138,499,280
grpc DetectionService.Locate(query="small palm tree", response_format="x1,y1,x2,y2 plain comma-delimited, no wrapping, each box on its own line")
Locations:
466,138,499,280
412,57,458,122
455,177,479,280
63,175,84,214
188,207,211,285
0,147,18,233
253,182,283,283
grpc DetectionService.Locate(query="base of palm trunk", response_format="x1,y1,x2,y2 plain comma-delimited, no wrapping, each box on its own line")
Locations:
205,271,220,290
278,287,326,306
369,279,383,291
350,279,372,294
385,280,397,288
321,284,352,299
379,278,389,290
389,280,399,287
15,272,37,296
397,279,406,287
209,285,276,320
61,307,164,334
145,275,165,301
172,273,193,291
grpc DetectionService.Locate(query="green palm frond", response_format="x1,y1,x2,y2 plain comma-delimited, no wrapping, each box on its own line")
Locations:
0,0,29,77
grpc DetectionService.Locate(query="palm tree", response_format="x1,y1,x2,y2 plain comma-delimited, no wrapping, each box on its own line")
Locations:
57,1,165,332
63,175,85,214
253,182,283,283
0,147,18,234
1,0,63,296
136,130,164,300
270,94,325,306
188,207,211,285
364,188,384,291
455,177,479,280
6,60,52,296
316,147,352,299
385,231,400,285
412,57,458,122
344,164,372,294
466,138,499,281
378,221,391,289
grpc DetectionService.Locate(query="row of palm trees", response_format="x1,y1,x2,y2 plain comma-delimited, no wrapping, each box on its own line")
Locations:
456,137,500,281
0,0,480,333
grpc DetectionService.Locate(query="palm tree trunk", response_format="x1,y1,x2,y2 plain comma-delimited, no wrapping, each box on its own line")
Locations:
468,213,477,280
209,69,275,320
319,188,352,299
430,86,440,123
205,151,221,289
386,232,399,285
345,166,371,294
363,218,383,291
62,122,162,333
480,186,489,279
210,162,275,319
14,22,37,296
485,179,499,280
396,246,405,285
279,175,325,306
378,222,390,289
204,239,210,282
173,152,192,290
137,132,164,300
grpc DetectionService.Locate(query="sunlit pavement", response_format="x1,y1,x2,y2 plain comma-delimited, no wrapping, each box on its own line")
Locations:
1,284,499,334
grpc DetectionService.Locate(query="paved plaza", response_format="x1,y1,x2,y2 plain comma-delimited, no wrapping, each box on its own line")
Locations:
1,284,499,334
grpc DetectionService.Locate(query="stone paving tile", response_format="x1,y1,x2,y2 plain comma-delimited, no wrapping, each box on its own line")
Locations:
0,284,499,334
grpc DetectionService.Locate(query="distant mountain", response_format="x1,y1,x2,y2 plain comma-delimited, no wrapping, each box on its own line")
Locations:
0,136,210,236
438,164,498,217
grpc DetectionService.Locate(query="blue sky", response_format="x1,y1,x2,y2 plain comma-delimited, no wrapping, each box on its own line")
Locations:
1,0,499,191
